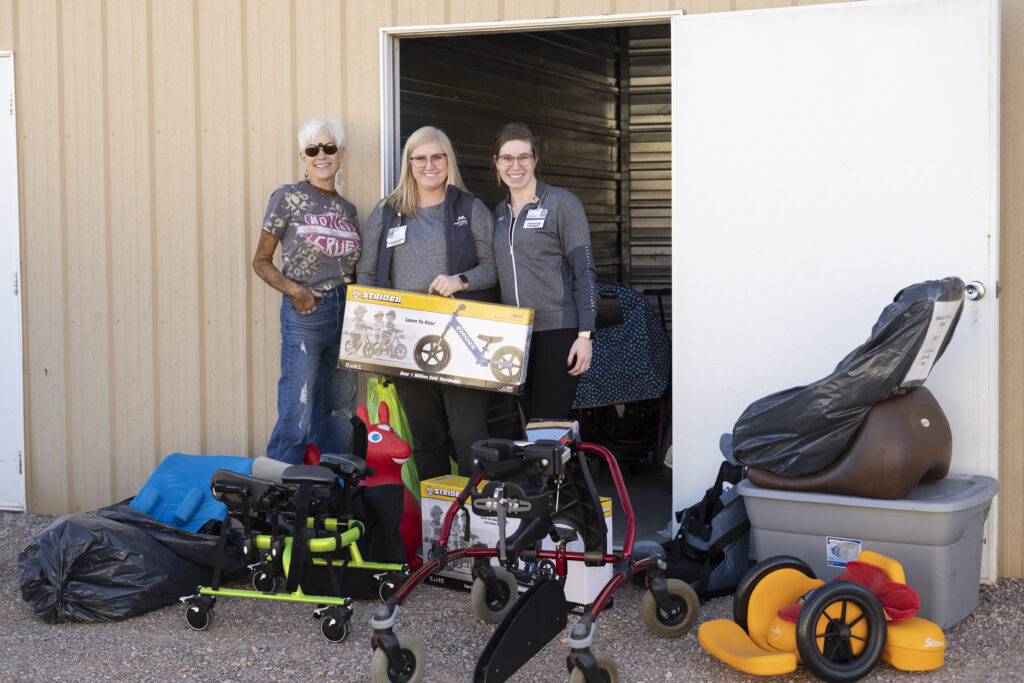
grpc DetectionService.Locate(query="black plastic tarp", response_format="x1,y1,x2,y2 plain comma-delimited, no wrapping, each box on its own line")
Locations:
18,504,245,624
731,277,964,476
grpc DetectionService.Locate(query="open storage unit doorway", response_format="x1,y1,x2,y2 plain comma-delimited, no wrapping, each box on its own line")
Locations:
380,14,679,543
381,1,1002,577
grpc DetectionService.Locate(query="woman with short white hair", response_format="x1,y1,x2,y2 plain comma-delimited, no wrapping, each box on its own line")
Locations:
253,116,360,464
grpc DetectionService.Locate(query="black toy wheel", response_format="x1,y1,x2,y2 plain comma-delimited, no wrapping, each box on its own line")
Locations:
733,555,815,632
470,566,518,624
184,603,214,631
413,335,451,372
319,609,351,643
639,578,699,638
362,338,376,357
370,632,425,683
392,342,408,359
795,580,887,682
568,650,619,683
489,346,523,382
252,569,281,593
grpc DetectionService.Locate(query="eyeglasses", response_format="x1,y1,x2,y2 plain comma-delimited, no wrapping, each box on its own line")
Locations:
304,142,339,157
410,153,448,168
496,154,534,168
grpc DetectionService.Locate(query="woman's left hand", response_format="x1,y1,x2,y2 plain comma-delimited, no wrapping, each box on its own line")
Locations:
428,274,466,297
567,336,593,376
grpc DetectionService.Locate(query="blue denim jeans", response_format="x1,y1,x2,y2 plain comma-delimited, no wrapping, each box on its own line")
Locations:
266,287,356,464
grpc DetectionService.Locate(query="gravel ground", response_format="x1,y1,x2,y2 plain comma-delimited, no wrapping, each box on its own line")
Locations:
2,510,1022,682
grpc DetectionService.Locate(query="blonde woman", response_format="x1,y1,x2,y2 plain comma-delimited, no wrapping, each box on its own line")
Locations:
357,126,496,479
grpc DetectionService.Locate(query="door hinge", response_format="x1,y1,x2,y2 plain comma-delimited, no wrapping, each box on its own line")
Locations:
995,280,1001,298
13,271,18,295
19,450,23,475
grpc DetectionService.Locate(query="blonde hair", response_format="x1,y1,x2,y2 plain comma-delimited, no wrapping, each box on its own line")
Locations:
386,126,465,217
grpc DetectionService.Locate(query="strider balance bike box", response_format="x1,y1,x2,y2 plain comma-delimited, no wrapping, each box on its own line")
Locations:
337,285,533,394
419,474,613,610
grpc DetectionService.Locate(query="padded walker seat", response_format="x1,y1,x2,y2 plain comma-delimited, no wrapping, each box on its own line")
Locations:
747,386,951,499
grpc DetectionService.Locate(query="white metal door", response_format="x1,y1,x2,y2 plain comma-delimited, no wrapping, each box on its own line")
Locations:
671,0,1000,578
0,52,26,511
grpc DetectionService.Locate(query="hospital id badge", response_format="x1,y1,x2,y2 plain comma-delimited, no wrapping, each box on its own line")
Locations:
386,224,407,248
523,207,548,229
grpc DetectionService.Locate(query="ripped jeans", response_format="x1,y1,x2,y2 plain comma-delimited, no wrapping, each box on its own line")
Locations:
266,287,356,464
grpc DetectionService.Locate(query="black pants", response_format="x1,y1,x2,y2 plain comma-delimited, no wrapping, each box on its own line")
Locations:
393,378,489,480
519,328,581,423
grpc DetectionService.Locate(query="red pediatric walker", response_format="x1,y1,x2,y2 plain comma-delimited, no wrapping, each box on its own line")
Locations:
368,420,699,682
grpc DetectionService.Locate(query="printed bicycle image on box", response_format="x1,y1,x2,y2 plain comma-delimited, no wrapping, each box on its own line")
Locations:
338,286,534,393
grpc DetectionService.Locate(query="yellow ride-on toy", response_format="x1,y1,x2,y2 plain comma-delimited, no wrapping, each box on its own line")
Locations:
698,551,945,681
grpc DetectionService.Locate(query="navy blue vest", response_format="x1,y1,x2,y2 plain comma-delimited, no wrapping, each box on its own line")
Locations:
377,186,494,302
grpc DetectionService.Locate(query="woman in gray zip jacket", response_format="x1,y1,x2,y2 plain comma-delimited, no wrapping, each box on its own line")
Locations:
491,122,597,422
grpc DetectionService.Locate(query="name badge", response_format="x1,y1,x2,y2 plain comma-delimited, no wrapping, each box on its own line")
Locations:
523,208,547,229
386,224,407,248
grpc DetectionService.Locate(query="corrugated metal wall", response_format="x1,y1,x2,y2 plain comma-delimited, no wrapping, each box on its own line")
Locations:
2,0,1023,577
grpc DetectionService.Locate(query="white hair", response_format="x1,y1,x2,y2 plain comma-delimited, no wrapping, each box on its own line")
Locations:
297,116,346,149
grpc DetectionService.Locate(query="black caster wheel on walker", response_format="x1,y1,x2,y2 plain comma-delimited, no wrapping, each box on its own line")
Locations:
370,632,425,683
317,607,352,643
795,581,887,682
639,578,699,638
184,600,215,631
568,650,619,683
252,568,282,593
470,566,518,624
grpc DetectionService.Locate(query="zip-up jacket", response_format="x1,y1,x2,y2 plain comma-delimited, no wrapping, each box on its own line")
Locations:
493,181,597,332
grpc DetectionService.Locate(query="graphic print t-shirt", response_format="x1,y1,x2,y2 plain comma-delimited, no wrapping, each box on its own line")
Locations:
261,181,361,291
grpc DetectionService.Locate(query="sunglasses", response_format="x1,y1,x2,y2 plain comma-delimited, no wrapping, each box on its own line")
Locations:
304,142,339,157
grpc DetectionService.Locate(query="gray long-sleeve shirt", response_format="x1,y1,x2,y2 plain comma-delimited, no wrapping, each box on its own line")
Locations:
493,181,597,332
357,197,496,293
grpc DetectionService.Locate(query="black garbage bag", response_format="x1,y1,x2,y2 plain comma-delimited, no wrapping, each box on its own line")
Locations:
18,503,246,623
732,277,964,476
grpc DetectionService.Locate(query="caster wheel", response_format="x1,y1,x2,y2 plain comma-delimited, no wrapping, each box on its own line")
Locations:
379,573,407,602
470,566,518,624
252,569,281,593
370,632,425,683
733,555,815,631
639,578,699,638
184,603,214,631
319,609,351,643
568,650,619,683
796,580,887,682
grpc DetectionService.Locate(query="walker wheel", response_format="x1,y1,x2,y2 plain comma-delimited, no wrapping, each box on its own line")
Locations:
184,603,214,631
252,569,281,593
733,555,815,632
568,650,619,683
639,578,699,638
470,566,518,624
319,609,351,643
370,632,425,683
795,580,887,682
378,573,407,602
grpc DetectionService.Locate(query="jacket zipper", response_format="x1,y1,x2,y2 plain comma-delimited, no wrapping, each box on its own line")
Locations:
507,201,533,308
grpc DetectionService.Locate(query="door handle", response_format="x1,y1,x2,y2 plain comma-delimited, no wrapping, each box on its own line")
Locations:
965,281,986,301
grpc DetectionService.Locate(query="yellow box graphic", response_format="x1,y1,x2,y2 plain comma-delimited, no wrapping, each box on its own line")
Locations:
339,286,533,394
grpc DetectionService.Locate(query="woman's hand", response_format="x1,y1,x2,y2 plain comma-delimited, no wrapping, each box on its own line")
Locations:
567,336,593,376
428,274,467,297
289,286,322,314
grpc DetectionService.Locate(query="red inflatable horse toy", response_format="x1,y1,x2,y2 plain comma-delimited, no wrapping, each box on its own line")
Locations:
357,403,422,570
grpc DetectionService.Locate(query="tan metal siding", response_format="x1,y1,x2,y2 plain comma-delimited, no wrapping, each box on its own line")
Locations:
1000,0,1024,578
4,0,1022,576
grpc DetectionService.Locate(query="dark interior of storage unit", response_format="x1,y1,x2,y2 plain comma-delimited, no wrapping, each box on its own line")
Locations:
398,24,674,542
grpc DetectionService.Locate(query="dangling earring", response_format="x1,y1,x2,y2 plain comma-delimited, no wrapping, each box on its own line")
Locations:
304,169,309,179
336,167,344,186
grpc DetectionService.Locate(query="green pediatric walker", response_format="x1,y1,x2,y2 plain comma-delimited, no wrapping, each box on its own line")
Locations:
180,453,410,642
